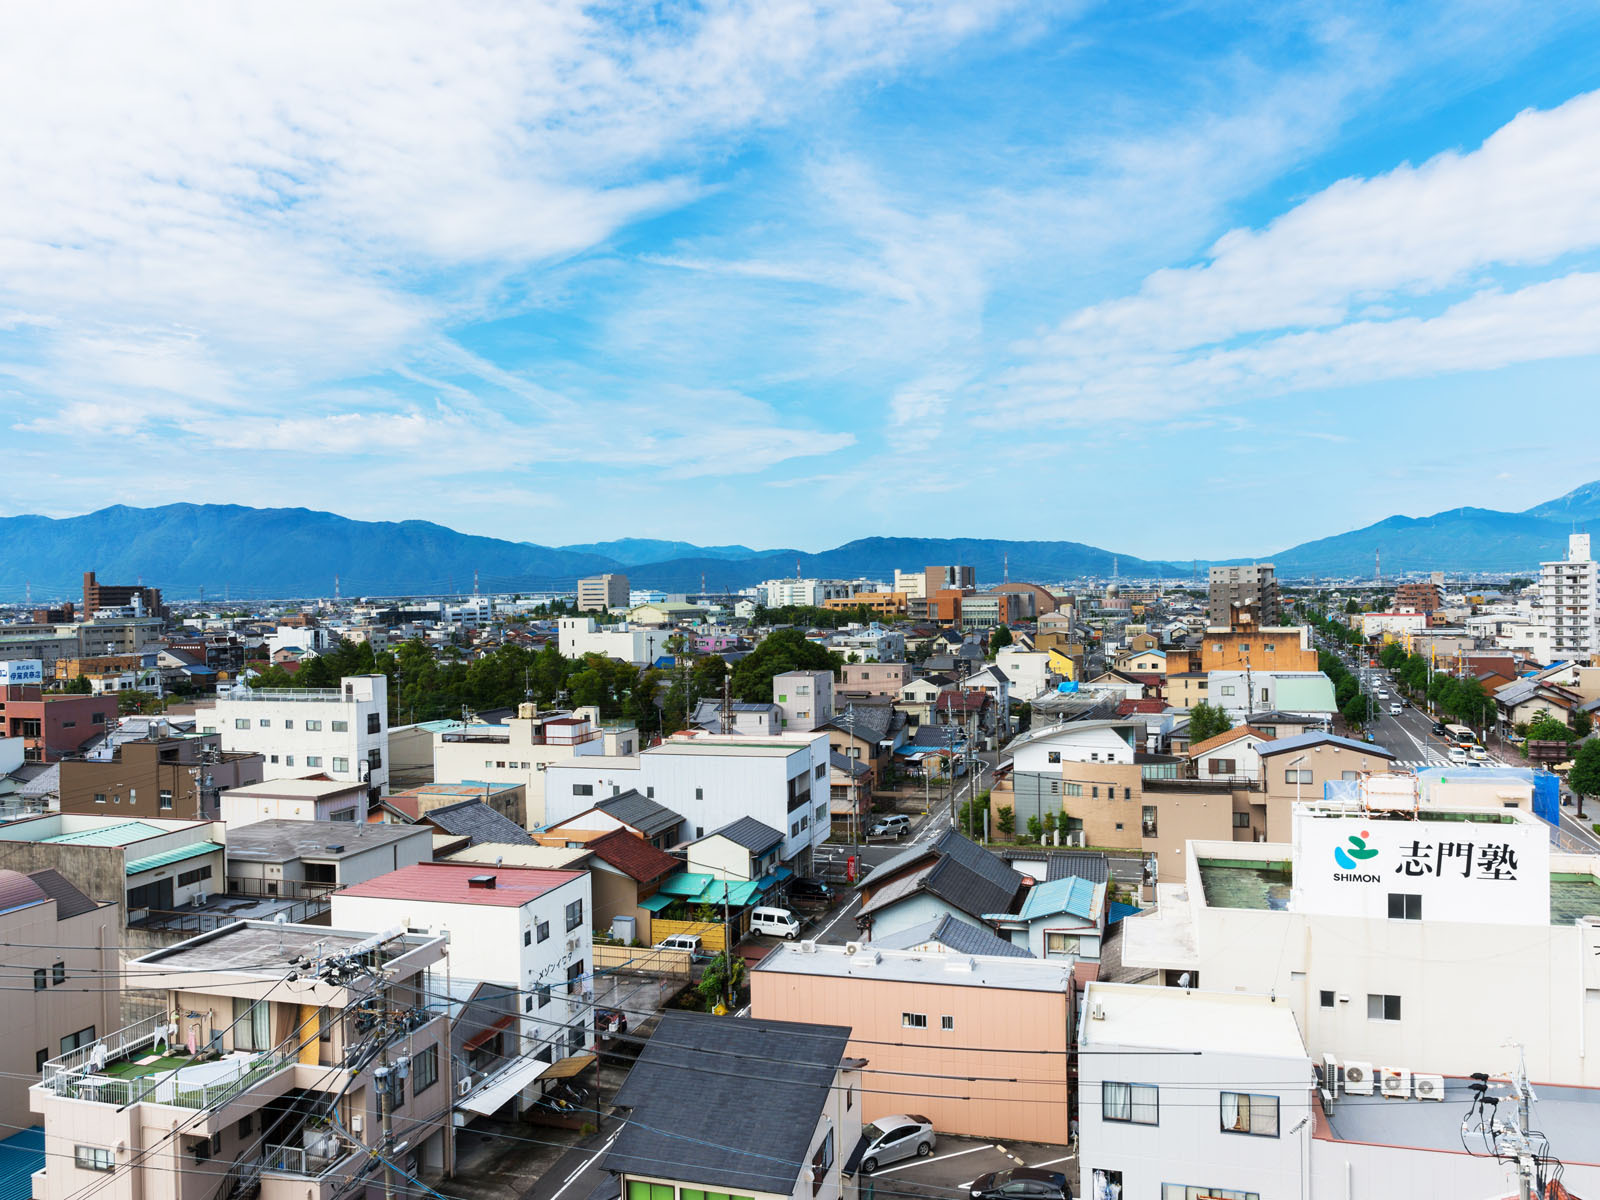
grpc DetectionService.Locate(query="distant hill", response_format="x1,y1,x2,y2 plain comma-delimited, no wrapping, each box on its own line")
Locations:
555,538,774,566
1521,479,1600,524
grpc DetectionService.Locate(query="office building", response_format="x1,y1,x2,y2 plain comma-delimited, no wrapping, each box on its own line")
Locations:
576,572,630,612
1207,563,1280,628
205,674,389,794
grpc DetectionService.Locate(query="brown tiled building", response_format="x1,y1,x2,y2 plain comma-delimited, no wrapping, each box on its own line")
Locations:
57,734,264,819
82,570,164,618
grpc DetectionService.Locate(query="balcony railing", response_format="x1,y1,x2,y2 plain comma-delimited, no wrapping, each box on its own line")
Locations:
43,1046,297,1109
216,687,346,701
42,1012,168,1085
264,1135,358,1178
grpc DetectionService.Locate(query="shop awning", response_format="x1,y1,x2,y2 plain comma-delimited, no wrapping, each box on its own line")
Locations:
456,1054,547,1117
542,1052,597,1080
462,1013,515,1054
639,893,676,913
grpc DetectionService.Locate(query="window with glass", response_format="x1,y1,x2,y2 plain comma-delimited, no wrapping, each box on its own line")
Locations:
1387,893,1422,920
305,719,322,731
74,1147,114,1172
1141,806,1158,837
306,756,322,768
52,961,65,986
1319,990,1335,1008
332,757,349,772
1102,1081,1158,1124
1367,993,1402,1021
1285,769,1312,783
158,789,173,809
332,720,348,732
412,1044,438,1096
811,1129,835,1194
537,920,550,943
565,899,584,932
60,1027,96,1055
902,1013,927,1029
234,718,250,730
233,997,270,1051
33,968,47,991
1161,1188,1259,1200
1220,1092,1279,1137
367,713,382,734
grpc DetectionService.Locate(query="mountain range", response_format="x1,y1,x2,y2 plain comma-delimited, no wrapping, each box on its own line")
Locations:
0,481,1596,601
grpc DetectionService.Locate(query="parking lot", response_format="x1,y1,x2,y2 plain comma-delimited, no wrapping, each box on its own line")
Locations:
859,1136,1077,1200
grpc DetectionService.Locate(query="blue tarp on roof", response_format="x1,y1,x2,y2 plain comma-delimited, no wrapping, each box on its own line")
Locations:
0,1127,43,1200
1533,772,1562,828
1106,900,1143,925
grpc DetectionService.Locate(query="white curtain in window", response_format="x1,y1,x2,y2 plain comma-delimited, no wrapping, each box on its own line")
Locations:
1130,1084,1158,1124
1102,1081,1132,1121
1221,1091,1245,1132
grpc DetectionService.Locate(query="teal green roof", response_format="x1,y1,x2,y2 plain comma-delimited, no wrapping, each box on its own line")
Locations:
653,872,762,907
125,841,224,876
44,821,164,847
1018,876,1102,921
639,893,676,913
657,872,715,897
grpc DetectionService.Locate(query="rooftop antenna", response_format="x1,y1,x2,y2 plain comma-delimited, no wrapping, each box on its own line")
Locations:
473,570,480,596
1003,552,1009,583
1375,548,1382,586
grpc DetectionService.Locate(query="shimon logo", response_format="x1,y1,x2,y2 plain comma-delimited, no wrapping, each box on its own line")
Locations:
1333,831,1379,871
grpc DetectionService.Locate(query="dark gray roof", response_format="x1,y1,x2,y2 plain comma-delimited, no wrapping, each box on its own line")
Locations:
604,1011,850,1194
867,830,1024,921
226,819,432,862
822,703,903,746
872,913,1033,958
1257,730,1396,760
596,790,684,839
422,799,535,846
701,816,783,855
830,750,869,778
27,868,100,920
1000,849,1110,884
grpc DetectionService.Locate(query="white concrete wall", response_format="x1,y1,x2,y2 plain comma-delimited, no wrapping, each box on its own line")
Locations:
1011,725,1135,774
207,675,387,790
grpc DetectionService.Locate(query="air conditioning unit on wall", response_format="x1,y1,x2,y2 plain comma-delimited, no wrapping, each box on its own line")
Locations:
1342,1061,1374,1095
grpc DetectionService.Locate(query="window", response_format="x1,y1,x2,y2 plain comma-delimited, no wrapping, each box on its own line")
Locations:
1124,787,1132,800
1091,786,1099,798
941,1015,954,1031
1263,643,1277,652
412,1044,438,1096
158,789,173,810
1219,685,1235,696
1064,783,1082,797
1141,807,1158,837
524,929,532,946
1319,990,1335,1009
816,764,826,779
368,713,382,734
1044,932,1082,959
565,899,584,932
238,1113,253,1138
646,787,654,798
234,718,250,729
1161,1187,1259,1200
284,720,293,729
1210,757,1236,776
1220,1092,1279,1137
902,1013,928,1029
573,784,593,797
1047,751,1061,764
270,755,279,764
1341,770,1361,781
537,984,551,1008
567,960,584,995
1367,993,1402,1021
367,748,382,770
74,1147,114,1172
52,961,65,986
811,1128,835,1195
1387,893,1422,921
537,920,550,943
60,1027,95,1055
1089,752,1099,762
332,720,348,732
285,755,295,767
93,712,107,724
33,968,46,991
305,719,322,732
332,757,348,773
233,998,269,1051
695,787,704,800
1285,769,1312,784
1102,1081,1158,1124
524,996,533,1013
258,719,270,728
305,756,322,768
178,864,213,888
626,1186,680,1200
1233,811,1251,829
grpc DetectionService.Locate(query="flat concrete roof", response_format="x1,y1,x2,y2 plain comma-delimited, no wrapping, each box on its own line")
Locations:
225,819,432,862
649,741,802,758
223,778,367,799
756,942,1075,992
1080,981,1308,1059
1118,883,1200,971
139,923,380,972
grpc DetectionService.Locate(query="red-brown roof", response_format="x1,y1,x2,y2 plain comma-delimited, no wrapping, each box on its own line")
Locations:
1186,725,1269,757
1116,698,1165,715
585,828,680,883
335,861,584,908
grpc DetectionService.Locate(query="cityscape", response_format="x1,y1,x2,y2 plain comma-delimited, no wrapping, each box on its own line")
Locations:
4,6,1600,1200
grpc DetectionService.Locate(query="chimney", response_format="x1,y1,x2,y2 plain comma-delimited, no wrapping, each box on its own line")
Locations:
467,874,497,889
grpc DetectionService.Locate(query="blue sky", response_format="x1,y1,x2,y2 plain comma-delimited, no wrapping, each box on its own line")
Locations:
4,1,1600,560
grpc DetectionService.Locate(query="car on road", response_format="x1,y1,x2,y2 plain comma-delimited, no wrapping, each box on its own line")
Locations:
1469,746,1489,761
1389,703,1403,715
788,878,835,905
1448,746,1469,764
859,1114,936,1173
1432,722,1449,737
969,1167,1071,1200
869,814,912,838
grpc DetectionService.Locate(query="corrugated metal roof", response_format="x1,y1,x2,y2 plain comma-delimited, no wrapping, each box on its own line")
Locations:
1018,876,1102,922
44,821,165,847
27,869,98,920
335,861,585,908
0,1127,44,1200
125,841,224,876
0,871,47,917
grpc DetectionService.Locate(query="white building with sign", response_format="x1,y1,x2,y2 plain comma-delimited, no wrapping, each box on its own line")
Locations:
0,659,44,686
1122,784,1600,1087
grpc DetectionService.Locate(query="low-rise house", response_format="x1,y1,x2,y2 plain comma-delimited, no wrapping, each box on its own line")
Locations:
225,818,433,896
58,732,263,820
540,790,684,851
856,830,1024,939
829,751,872,833
1186,725,1269,783
691,699,781,737
601,1012,862,1200
685,816,786,882
836,661,911,702
869,912,1033,957
219,777,367,826
386,780,528,829
417,798,536,847
995,875,1106,961
821,704,907,795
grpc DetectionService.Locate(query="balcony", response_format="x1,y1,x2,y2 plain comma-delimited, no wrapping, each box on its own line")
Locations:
263,1133,360,1179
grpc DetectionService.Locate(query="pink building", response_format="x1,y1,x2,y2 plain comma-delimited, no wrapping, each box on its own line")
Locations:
751,941,1079,1143
836,662,911,701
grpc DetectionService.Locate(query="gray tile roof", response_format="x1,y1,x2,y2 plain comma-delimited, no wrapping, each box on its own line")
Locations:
701,816,783,855
604,1011,850,1194
864,830,1024,922
27,868,99,920
871,913,1033,958
1257,730,1396,759
999,848,1110,884
226,819,433,862
822,703,903,746
422,799,535,846
596,790,684,839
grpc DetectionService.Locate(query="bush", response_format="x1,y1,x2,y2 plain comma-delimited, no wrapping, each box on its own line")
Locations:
997,806,1015,835
1026,815,1043,841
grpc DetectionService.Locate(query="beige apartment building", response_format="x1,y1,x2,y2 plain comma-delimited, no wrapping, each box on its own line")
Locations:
576,573,629,612
1257,732,1396,841
1,869,119,1134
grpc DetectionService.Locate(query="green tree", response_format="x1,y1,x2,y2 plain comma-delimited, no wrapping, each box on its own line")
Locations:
1341,691,1369,730
56,675,93,694
697,949,747,1010
987,626,1013,656
996,806,1015,836
730,628,843,704
1188,701,1232,744
1026,814,1043,841
1344,599,1360,614
1568,739,1600,819
958,792,991,838
1041,811,1058,839
1572,710,1593,739
1524,709,1576,746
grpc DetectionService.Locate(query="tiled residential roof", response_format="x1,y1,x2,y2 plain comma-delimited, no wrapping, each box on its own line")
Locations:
421,799,535,846
336,861,585,909
595,790,683,839
872,913,1033,958
1257,730,1396,759
822,703,901,746
830,750,870,778
700,816,783,855
585,828,680,882
603,1012,850,1195
862,830,1023,922
1186,725,1269,757
27,868,99,920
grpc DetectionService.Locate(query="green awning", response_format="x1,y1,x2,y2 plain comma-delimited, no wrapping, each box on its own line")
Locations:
657,872,715,897
125,841,224,876
639,893,676,913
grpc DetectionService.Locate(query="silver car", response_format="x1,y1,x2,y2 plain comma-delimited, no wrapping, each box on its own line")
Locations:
860,1114,936,1173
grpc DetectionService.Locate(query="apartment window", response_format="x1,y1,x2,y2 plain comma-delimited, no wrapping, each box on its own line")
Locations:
285,756,295,767
412,1044,438,1097
52,961,65,986
695,787,704,800
1047,750,1062,764
537,920,550,943
1102,1081,1159,1124
1090,752,1099,762
1220,685,1235,696
524,929,532,946
815,763,826,779
270,755,279,764
1367,993,1402,1021
112,793,121,805
238,1113,253,1138
306,756,322,768
36,1048,48,1072
258,718,270,728
1124,787,1132,800
1064,783,1082,797
332,757,348,773
566,960,584,995
524,996,533,1013
284,720,294,729
234,718,250,730
33,968,46,991
1044,932,1082,959
811,1128,835,1195
1233,811,1251,829
158,789,173,810
74,1147,114,1172
902,1013,928,1029
60,1027,95,1055
941,1015,954,1031
1091,786,1099,798
1319,990,1335,1009
573,784,594,797
1263,643,1277,652
93,712,107,724
1387,893,1422,921
1285,769,1312,784
93,793,106,805
537,984,551,1009
1210,758,1236,776
1141,807,1158,837
1220,1092,1279,1137
303,719,322,732
1341,770,1361,781
368,713,382,734
367,748,382,770
565,899,584,932
233,997,269,1051
1238,644,1250,653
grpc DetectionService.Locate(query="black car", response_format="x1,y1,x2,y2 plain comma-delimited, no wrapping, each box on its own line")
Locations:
789,878,835,905
970,1167,1070,1200
1432,722,1448,738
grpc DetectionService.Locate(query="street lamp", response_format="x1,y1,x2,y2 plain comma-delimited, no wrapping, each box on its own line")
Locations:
1287,754,1307,813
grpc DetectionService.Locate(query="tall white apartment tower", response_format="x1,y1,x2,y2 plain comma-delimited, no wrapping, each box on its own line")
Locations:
206,673,389,794
1538,533,1599,660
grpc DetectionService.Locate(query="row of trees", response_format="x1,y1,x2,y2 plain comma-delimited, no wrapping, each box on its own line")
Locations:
1375,642,1499,728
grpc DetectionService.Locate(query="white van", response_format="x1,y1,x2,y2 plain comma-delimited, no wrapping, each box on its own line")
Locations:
749,907,802,939
655,933,703,956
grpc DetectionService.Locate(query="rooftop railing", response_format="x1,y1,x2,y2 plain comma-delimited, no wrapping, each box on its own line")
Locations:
42,1011,167,1085
215,687,347,701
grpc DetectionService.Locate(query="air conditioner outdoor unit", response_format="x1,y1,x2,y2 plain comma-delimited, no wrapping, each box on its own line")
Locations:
1414,1073,1445,1101
458,1077,472,1097
1321,1054,1339,1096
1380,1068,1411,1099
1342,1061,1374,1095
566,937,581,953
843,941,861,956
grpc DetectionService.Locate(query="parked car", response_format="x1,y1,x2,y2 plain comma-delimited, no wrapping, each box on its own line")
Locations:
655,933,704,956
869,814,912,838
788,878,835,905
970,1168,1071,1200
749,906,802,939
859,1114,936,1173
